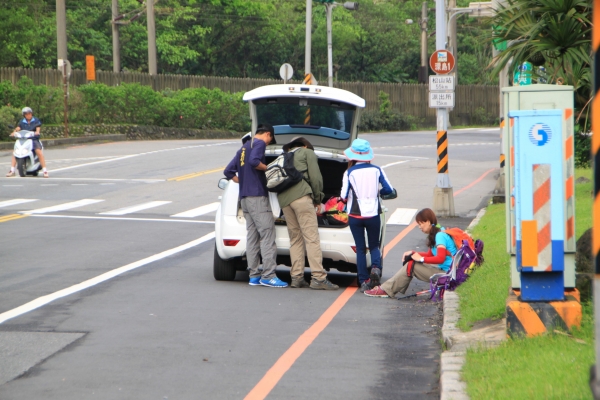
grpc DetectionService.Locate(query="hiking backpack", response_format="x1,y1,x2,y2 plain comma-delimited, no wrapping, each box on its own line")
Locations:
429,238,484,301
443,227,475,252
265,149,306,193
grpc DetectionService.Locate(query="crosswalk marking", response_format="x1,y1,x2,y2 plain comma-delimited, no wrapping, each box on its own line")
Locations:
99,201,172,216
24,199,104,214
387,208,418,225
171,202,220,218
0,199,38,208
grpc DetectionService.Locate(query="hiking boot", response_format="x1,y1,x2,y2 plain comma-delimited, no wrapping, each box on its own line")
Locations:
370,267,381,287
359,279,372,293
310,279,339,290
365,286,390,298
291,278,310,288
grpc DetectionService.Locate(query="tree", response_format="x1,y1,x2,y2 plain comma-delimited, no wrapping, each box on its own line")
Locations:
490,0,592,111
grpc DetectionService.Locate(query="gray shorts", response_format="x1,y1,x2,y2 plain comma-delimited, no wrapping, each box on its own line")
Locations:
32,139,43,151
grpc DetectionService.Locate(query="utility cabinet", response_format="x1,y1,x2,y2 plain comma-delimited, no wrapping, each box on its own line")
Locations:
501,85,575,290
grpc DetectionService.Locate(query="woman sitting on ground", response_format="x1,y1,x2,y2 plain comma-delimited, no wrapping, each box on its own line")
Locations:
365,208,457,298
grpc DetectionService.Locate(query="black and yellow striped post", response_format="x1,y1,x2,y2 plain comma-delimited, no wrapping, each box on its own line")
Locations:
303,73,312,124
436,130,449,173
592,1,600,394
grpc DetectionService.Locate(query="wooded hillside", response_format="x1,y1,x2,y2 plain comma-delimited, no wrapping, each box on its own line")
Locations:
0,0,494,84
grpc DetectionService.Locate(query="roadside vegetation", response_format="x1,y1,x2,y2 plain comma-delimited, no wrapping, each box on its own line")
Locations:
0,77,250,140
457,168,593,398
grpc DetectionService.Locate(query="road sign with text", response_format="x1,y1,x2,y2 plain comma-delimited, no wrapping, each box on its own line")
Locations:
429,51,455,74
429,92,455,108
429,75,455,91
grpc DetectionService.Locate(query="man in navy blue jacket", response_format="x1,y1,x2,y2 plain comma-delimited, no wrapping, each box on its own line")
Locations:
223,124,288,288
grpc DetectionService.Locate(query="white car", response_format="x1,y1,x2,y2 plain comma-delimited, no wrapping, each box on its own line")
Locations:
214,84,393,281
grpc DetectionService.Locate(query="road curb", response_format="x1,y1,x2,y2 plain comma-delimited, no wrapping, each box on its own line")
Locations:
0,134,127,151
440,207,507,400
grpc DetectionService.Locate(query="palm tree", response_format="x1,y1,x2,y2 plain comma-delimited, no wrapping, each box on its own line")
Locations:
490,0,592,112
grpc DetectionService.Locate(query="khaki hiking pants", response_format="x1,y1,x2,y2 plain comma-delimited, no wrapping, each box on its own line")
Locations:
282,195,327,281
381,262,444,297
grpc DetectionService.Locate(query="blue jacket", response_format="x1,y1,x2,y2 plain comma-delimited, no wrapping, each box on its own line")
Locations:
223,139,268,198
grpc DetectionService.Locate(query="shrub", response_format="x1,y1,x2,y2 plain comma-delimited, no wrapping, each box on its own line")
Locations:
0,106,21,141
471,106,497,126
359,110,417,132
574,131,591,168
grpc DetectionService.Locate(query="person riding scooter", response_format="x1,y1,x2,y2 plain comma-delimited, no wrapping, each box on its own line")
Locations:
6,107,48,178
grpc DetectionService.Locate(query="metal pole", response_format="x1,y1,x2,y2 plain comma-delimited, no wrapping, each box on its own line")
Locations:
433,0,454,217
326,4,334,87
305,0,312,76
147,0,157,75
419,2,428,84
112,0,121,73
56,0,67,69
63,64,69,138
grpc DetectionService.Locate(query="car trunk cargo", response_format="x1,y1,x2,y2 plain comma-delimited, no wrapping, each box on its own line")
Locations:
265,154,348,228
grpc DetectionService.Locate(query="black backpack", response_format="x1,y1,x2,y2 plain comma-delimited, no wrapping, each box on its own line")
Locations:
265,149,306,193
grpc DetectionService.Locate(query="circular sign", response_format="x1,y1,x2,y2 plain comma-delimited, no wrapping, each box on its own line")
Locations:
429,51,455,74
279,63,294,80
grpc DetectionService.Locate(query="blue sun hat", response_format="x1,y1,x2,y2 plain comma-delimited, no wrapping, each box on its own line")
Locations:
344,138,374,162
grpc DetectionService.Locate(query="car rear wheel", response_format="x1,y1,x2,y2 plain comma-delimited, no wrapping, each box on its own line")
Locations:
214,245,237,281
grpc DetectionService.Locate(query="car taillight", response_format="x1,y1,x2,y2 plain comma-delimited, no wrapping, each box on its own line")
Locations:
223,239,240,246
350,246,369,253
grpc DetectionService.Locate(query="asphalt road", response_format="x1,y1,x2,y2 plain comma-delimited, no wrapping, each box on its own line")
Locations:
0,128,499,399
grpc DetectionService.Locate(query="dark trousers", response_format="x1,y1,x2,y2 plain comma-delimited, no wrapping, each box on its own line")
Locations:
349,215,382,284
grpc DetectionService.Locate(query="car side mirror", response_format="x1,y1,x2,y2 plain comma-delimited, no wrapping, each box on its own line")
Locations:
218,178,228,190
381,189,397,200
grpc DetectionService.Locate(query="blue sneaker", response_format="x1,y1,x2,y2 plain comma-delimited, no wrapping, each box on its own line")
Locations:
260,277,288,288
249,277,261,286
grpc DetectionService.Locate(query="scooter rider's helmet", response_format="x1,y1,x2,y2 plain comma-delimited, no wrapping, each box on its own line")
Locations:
21,107,33,116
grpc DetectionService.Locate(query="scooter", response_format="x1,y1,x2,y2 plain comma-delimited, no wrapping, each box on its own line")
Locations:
12,130,42,177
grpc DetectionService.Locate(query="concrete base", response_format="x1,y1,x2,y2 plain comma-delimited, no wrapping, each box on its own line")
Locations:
506,289,582,337
494,168,505,195
433,186,455,217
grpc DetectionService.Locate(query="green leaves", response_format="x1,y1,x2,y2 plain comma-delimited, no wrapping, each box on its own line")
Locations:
490,0,592,110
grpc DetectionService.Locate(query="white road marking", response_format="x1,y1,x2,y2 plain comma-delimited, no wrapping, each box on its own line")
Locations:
99,201,172,216
387,208,418,225
3,185,22,187
24,199,104,214
171,202,220,218
0,199,38,208
381,160,409,169
31,214,215,224
372,142,498,150
35,177,164,182
51,141,236,173
376,154,429,159
0,231,216,325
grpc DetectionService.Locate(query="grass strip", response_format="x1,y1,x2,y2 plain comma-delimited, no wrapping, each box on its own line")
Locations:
459,168,594,399
456,203,510,330
463,303,594,400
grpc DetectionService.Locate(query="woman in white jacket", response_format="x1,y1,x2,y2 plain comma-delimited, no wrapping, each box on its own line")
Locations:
340,138,395,292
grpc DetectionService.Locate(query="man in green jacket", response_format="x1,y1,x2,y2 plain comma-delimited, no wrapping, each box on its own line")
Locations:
278,137,339,290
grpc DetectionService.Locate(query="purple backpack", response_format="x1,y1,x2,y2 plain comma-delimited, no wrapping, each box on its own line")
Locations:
429,239,484,301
